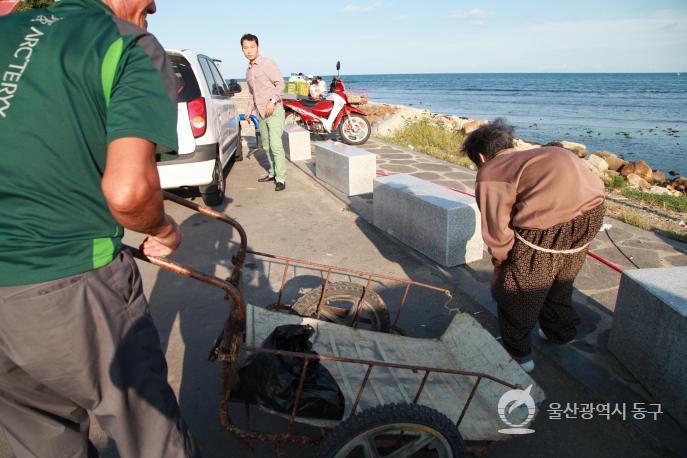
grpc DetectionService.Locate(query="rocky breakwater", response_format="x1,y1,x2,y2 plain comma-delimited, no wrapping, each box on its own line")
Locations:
559,144,686,198
370,103,488,138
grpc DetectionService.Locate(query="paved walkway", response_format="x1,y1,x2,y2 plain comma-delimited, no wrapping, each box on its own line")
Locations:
293,135,687,457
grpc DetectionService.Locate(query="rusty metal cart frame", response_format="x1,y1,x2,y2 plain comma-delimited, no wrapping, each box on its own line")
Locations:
127,192,533,456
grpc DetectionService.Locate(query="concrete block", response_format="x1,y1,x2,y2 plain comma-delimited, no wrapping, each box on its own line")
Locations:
609,267,687,430
373,174,483,267
282,125,311,161
315,140,376,196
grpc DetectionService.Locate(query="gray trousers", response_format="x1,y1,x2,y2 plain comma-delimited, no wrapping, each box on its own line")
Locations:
0,251,199,458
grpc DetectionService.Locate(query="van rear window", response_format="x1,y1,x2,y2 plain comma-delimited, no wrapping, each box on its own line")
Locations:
168,54,201,103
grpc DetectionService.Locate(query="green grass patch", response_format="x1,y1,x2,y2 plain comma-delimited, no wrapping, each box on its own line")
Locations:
621,189,687,213
602,174,626,190
378,118,473,168
620,211,651,230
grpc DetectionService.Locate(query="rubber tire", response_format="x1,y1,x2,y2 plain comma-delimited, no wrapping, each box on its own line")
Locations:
200,158,224,207
234,126,244,161
315,403,466,458
291,282,391,333
337,113,371,145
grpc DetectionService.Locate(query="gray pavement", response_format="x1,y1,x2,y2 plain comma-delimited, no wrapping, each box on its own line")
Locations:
1,133,685,457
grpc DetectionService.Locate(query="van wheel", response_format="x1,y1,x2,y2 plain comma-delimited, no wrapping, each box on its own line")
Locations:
200,158,225,207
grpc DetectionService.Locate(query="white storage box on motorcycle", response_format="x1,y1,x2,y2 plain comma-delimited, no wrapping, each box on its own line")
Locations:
282,125,311,161
315,141,376,196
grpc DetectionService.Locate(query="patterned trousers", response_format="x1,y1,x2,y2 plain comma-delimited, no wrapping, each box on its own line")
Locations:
492,204,605,358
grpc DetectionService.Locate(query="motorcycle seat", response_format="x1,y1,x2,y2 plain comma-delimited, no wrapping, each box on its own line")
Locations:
298,97,327,108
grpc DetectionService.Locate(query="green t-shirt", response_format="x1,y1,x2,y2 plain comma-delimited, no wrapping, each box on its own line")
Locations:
0,0,178,286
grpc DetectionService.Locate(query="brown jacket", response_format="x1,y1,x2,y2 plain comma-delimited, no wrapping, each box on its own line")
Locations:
475,146,605,262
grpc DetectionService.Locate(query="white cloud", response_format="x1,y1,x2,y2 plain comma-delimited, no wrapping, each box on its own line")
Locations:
341,1,384,13
451,9,491,20
449,10,687,72
517,12,687,51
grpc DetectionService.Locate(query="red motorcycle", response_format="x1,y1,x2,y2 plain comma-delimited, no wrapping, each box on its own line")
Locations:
282,62,371,145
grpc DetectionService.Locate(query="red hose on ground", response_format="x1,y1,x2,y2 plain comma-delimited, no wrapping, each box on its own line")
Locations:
376,170,625,273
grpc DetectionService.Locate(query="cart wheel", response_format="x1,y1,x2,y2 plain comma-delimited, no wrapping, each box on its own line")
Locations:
316,403,465,458
292,282,391,332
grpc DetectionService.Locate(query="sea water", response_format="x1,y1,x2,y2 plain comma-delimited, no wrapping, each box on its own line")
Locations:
343,73,686,175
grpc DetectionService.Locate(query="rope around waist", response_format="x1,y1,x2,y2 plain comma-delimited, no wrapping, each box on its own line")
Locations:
514,230,591,254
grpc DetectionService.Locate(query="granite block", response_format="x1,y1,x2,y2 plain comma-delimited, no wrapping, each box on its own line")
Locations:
373,174,483,267
609,267,687,430
282,125,311,161
315,140,376,196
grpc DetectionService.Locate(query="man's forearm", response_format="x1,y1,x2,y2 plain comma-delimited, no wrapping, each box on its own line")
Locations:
102,137,172,237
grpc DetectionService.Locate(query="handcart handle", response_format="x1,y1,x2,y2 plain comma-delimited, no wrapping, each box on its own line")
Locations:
162,191,247,287
126,245,244,308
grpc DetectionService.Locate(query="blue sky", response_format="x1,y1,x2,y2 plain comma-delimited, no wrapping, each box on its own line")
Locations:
150,0,687,79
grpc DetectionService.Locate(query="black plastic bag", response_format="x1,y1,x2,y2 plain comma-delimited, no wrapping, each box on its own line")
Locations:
238,324,345,420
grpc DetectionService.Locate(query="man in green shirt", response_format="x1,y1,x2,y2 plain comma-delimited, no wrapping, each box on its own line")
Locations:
0,1,198,456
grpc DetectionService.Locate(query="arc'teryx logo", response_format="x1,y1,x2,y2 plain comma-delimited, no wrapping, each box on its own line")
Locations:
31,15,62,26
0,15,58,119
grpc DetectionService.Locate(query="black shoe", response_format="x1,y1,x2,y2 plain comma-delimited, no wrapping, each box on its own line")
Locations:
275,181,286,191
258,175,275,182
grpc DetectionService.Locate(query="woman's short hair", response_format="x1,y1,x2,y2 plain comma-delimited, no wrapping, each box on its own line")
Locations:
461,118,514,166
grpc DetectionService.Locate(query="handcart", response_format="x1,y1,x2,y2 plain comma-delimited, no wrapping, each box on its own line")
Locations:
127,192,545,457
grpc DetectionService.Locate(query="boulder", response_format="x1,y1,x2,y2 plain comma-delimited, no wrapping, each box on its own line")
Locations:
621,160,653,184
586,162,604,178
648,186,672,196
672,177,687,192
560,141,588,155
462,119,488,134
587,154,609,173
513,138,538,151
372,106,432,136
605,170,620,177
626,173,651,190
593,151,625,171
652,170,666,184
546,141,588,157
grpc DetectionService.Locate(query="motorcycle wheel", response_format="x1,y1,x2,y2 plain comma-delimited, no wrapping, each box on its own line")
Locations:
338,113,371,145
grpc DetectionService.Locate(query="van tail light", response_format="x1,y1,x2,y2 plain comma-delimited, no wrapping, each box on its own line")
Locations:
187,97,207,138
